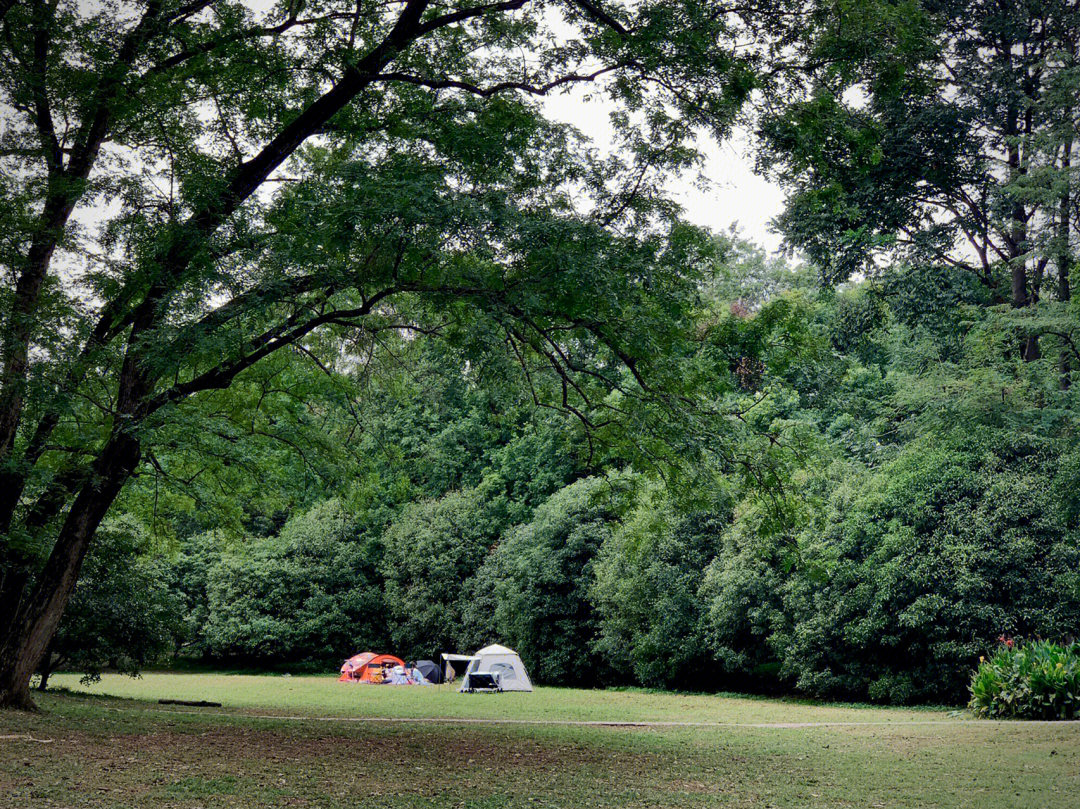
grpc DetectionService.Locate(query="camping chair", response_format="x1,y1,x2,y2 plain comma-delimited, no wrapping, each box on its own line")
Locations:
462,671,501,693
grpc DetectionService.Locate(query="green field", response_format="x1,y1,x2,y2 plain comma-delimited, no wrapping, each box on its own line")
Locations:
2,672,1077,808
45,671,959,724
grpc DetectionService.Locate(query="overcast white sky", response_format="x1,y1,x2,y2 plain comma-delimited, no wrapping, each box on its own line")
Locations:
542,88,787,253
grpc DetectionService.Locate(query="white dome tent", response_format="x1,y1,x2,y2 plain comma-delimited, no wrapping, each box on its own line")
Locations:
453,644,533,692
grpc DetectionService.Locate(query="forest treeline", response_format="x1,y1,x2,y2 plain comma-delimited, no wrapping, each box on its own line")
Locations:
58,236,1080,704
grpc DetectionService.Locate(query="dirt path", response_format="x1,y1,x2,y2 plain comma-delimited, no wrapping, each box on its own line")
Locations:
132,706,1080,729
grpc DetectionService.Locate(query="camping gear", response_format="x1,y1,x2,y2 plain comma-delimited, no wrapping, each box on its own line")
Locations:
458,644,533,692
462,671,501,693
386,664,411,685
414,660,441,684
441,652,474,683
338,652,406,683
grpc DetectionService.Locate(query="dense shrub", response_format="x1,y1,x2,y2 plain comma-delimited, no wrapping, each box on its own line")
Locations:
481,476,626,685
592,482,727,688
380,488,501,660
171,529,225,658
148,262,1080,705
199,500,386,663
970,641,1080,719
774,432,1080,704
170,423,1080,704
698,500,788,686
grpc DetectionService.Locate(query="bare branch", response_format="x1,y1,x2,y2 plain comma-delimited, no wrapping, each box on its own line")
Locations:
368,64,623,97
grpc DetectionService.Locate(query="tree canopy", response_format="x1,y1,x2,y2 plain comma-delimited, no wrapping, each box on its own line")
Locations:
0,0,786,708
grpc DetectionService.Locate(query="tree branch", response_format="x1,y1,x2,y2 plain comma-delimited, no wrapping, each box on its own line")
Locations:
369,64,622,97
567,0,627,35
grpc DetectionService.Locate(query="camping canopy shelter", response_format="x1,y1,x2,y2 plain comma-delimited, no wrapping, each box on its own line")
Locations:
339,652,405,683
440,652,474,683
460,644,533,692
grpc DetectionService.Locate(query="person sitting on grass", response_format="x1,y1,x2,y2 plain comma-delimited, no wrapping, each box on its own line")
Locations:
408,664,431,685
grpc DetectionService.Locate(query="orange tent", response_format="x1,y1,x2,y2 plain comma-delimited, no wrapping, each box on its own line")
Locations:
338,652,405,683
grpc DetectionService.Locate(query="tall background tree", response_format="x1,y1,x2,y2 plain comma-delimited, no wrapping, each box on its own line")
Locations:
758,0,1080,366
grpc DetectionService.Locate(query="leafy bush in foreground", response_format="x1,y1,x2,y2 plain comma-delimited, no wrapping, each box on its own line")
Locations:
970,641,1080,719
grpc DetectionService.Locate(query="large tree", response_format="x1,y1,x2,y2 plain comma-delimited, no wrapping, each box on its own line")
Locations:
0,0,769,708
759,0,1080,363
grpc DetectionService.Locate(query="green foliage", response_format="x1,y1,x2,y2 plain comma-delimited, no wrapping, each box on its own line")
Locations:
164,334,591,670
479,476,628,685
592,481,729,688
2,0,781,709
41,517,183,686
381,488,501,660
759,0,1080,302
146,225,1080,707
776,431,1080,704
196,500,385,664
699,498,791,684
690,247,1080,703
970,640,1080,720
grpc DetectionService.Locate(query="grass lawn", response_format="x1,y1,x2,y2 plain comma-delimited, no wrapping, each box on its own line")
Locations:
1,672,1077,808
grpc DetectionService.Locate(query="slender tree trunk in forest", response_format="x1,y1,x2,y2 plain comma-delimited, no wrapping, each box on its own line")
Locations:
1010,194,1039,360
1005,99,1039,361
1026,260,1044,361
36,640,57,692
1059,137,1073,387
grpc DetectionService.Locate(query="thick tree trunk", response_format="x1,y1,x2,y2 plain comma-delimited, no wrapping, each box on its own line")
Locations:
0,647,38,710
0,429,141,710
